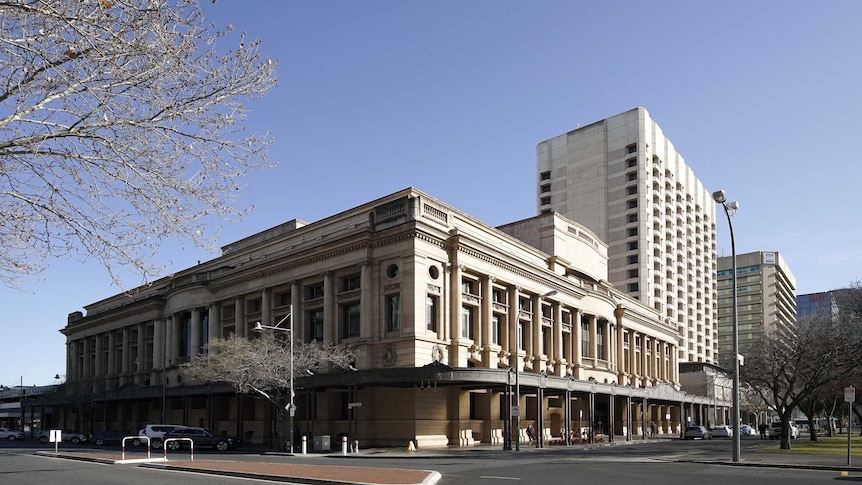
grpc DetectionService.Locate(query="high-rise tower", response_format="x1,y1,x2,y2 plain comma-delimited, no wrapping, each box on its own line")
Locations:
536,107,718,363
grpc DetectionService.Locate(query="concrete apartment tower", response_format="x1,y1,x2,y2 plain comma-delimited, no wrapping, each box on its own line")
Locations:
536,107,718,363
716,251,796,364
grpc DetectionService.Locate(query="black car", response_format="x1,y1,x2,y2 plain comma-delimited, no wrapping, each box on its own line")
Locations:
90,429,137,446
162,427,240,452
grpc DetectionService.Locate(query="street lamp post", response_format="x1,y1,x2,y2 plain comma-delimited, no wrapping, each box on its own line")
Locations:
713,189,741,463
253,304,295,453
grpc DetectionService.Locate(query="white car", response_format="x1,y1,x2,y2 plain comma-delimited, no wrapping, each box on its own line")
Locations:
138,424,187,449
0,427,25,440
768,422,799,440
711,425,733,438
739,424,756,436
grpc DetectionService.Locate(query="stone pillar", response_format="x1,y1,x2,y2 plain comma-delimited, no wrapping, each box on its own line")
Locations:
531,295,542,371
641,335,649,384
360,263,372,339
481,275,493,366
235,296,246,338
82,337,91,381
323,272,336,341
93,333,103,380
107,330,116,377
552,301,563,376
135,323,145,376
121,327,130,375
154,318,164,370
190,308,202,356
614,305,625,382
291,282,301,341
170,315,180,366
208,303,220,347
589,315,598,367
572,308,582,379
449,263,463,365
507,286,520,370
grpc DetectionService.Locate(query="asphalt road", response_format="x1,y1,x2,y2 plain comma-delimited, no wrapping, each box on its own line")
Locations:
2,435,861,485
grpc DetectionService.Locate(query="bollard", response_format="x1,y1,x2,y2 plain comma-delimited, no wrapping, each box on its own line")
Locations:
353,439,359,453
407,440,416,454
342,436,348,455
301,435,307,455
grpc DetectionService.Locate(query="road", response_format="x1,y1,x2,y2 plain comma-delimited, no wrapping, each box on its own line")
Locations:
1,435,859,484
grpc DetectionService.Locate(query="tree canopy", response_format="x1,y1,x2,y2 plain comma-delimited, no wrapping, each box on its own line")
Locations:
0,0,277,288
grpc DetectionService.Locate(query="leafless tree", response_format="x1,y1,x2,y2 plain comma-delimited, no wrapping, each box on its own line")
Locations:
741,308,862,449
0,0,277,288
181,333,354,450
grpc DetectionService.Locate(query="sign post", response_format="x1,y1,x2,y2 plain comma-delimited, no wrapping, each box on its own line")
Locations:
845,386,855,466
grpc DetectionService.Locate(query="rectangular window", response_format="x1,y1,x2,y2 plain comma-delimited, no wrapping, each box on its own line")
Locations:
628,255,639,264
540,184,551,193
627,227,638,237
627,199,637,209
492,315,501,345
461,306,474,339
628,241,638,250
627,213,638,223
492,289,504,303
518,322,525,351
386,294,400,332
628,283,639,292
628,269,639,278
581,321,590,357
627,186,637,195
426,295,438,332
626,143,637,154
341,303,360,338
307,310,324,341
541,196,551,206
462,279,476,295
540,171,551,181
306,283,324,300
597,325,604,360
627,158,637,168
342,275,360,292
627,172,637,182
179,313,191,358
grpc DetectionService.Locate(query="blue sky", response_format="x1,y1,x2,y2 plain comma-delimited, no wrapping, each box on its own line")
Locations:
3,0,860,387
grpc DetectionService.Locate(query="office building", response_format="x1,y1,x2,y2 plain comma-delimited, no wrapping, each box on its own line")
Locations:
716,251,796,363
536,107,718,364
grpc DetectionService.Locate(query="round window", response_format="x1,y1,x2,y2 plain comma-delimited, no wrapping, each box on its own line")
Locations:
386,264,399,279
428,265,440,280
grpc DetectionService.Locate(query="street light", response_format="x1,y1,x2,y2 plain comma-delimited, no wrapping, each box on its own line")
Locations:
253,304,295,454
713,189,741,463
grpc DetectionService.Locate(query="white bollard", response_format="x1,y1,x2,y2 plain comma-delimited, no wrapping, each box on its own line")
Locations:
342,436,348,456
301,435,307,455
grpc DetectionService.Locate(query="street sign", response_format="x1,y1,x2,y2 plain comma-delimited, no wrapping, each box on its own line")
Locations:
348,402,362,409
845,386,856,403
511,405,520,417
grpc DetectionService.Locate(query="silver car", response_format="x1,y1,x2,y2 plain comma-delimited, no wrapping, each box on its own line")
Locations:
684,425,712,440
37,429,88,444
0,427,25,440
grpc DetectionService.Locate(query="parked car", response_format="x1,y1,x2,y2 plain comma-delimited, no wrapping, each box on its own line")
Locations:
162,427,240,452
138,424,187,449
684,425,712,440
0,427,25,440
711,425,733,438
739,424,756,436
90,429,136,446
768,422,799,440
37,429,88,444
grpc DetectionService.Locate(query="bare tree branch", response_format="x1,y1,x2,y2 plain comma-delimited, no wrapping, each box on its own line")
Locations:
0,0,278,288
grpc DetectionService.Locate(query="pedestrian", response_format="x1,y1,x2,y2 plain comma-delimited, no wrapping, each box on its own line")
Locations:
649,421,657,439
758,423,767,439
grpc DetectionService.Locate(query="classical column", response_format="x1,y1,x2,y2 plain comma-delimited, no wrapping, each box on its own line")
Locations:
552,301,562,376
190,308,202,356
572,308,583,379
507,286,520,370
153,318,164,370
208,303,220,346
235,296,246,338
82,336,91,381
291,282,301,341
481,275,493,366
323,272,336,341
531,295,542,371
121,327,130,375
170,315,180,365
360,263,372,339
93,333,103,380
135,323,145,376
449,263,463,365
640,335,649,384
107,330,116,377
614,306,625,382
589,315,598,367
262,288,272,327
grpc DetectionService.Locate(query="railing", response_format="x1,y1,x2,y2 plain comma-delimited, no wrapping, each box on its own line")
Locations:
163,437,194,461
122,435,150,460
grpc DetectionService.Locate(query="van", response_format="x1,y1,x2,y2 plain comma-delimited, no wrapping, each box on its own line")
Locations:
768,421,799,440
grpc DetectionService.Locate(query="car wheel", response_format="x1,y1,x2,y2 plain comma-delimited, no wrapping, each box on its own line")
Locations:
95,438,105,446
8,436,16,441
215,440,229,452
70,437,80,444
167,440,180,451
132,438,141,447
152,439,163,450
39,436,49,444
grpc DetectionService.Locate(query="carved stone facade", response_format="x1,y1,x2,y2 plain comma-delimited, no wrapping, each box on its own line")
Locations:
52,188,717,447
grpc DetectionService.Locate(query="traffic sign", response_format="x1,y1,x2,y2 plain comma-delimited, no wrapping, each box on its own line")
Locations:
845,386,856,403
